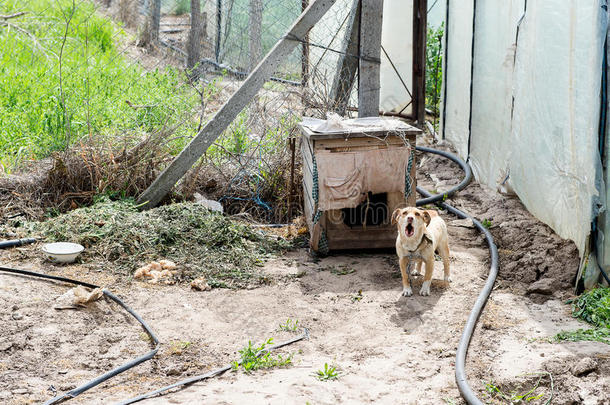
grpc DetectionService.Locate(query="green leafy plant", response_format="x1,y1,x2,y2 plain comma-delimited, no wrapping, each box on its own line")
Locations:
232,338,293,373
168,340,192,355
351,289,363,302
484,373,553,404
482,219,493,229
570,287,610,328
425,23,444,116
326,265,355,276
554,328,610,345
314,363,339,381
279,318,299,332
554,287,610,345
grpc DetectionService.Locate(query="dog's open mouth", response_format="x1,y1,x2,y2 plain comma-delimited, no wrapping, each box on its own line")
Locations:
405,223,414,237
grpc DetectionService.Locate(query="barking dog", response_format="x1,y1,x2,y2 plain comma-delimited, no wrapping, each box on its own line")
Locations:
392,207,451,296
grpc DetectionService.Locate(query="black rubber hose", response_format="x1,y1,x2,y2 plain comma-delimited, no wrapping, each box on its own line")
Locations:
414,145,473,207
413,147,498,405
116,329,310,405
0,266,160,405
0,238,37,249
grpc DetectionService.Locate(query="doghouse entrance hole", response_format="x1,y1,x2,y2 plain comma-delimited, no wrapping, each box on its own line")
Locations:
341,192,388,228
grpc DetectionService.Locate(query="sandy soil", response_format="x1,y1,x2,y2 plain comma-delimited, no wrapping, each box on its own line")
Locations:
2,142,609,405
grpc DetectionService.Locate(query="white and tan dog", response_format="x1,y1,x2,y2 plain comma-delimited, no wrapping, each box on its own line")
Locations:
392,207,451,296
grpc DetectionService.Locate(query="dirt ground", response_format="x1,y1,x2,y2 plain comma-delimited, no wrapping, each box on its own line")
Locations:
1,142,609,405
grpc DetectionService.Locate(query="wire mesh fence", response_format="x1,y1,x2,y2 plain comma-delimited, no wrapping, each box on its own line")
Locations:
0,0,408,223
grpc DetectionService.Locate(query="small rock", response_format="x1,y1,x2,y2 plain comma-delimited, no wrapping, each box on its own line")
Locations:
0,341,12,352
526,278,556,295
165,365,183,376
11,305,18,311
11,313,23,320
572,357,597,376
58,370,68,375
191,276,211,291
438,350,456,358
452,218,475,228
193,193,223,213
12,388,29,395
0,391,11,399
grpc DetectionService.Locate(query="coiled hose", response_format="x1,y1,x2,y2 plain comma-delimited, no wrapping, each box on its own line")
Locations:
415,146,498,405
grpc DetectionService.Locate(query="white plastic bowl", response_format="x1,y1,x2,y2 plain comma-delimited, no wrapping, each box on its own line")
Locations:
42,242,84,263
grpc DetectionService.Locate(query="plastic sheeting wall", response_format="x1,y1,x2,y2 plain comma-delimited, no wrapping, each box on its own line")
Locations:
443,0,607,255
441,0,474,158
427,0,446,28
468,0,524,188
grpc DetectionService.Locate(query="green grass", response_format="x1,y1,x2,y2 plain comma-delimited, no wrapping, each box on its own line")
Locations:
570,286,610,327
232,338,293,373
554,328,610,345
314,363,339,381
484,373,553,405
278,318,299,332
554,287,610,345
0,0,204,172
167,340,192,355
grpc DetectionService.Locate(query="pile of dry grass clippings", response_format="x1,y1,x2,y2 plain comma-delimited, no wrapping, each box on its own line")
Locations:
25,197,290,288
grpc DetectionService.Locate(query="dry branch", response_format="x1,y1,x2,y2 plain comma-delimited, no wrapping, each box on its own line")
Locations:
0,11,27,20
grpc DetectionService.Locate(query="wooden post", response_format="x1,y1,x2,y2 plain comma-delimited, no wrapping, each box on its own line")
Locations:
412,0,427,125
215,0,222,62
249,0,263,71
301,0,309,86
151,0,160,41
138,0,160,47
187,0,203,71
358,0,383,118
137,0,338,209
329,0,360,115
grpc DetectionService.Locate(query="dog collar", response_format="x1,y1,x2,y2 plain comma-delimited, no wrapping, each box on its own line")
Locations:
405,233,432,253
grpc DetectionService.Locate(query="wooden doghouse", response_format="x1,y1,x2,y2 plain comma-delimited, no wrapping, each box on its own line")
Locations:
299,117,420,253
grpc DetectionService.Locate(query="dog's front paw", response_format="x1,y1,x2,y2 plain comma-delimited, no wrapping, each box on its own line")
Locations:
410,269,421,276
419,281,431,296
444,275,452,283
401,287,413,297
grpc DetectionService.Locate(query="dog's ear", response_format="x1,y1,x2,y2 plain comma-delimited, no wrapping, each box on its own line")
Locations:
423,211,431,226
391,208,402,225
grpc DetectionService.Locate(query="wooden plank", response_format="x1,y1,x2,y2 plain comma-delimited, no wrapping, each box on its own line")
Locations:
326,226,397,250
358,0,383,117
387,190,406,212
298,120,421,140
137,0,338,209
412,0,427,125
302,129,420,141
248,0,263,71
301,137,315,212
315,136,410,149
329,0,360,115
303,180,314,230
